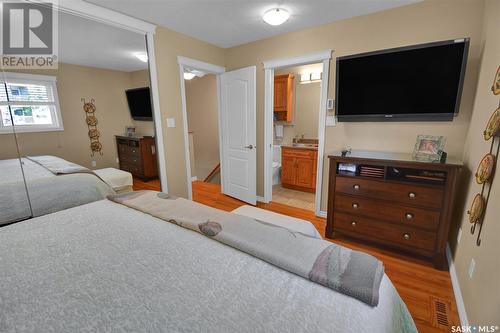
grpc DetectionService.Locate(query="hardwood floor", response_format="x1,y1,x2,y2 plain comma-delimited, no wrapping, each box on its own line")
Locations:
132,177,161,191
191,181,459,333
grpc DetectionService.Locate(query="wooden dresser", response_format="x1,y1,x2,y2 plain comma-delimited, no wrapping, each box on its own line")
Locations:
326,151,461,269
116,136,158,180
281,146,318,192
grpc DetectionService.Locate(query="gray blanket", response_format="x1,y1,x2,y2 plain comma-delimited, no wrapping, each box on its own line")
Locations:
108,191,385,306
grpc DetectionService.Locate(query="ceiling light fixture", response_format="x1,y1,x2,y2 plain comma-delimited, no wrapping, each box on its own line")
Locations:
184,72,196,80
263,8,290,26
134,52,148,63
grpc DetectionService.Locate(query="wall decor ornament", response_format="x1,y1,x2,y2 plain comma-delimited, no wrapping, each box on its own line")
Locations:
82,98,103,156
492,65,500,95
470,65,500,246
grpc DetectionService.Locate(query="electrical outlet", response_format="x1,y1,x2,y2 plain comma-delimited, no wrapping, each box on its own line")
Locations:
326,115,337,127
468,258,475,279
457,227,462,244
91,160,97,167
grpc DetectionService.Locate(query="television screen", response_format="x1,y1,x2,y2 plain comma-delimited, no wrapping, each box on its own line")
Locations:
336,39,469,122
126,87,153,121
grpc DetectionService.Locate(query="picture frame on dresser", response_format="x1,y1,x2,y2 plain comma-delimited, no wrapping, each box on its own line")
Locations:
326,151,462,269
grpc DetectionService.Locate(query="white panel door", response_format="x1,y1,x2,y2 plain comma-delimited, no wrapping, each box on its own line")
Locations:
220,66,256,205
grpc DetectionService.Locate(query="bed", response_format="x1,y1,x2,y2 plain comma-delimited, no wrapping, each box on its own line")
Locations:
0,156,114,225
0,198,417,332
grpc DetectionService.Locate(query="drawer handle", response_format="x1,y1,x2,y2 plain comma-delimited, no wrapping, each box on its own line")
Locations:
403,233,411,240
405,213,414,220
351,221,357,227
352,203,359,209
132,149,136,153
408,192,416,198
353,184,360,190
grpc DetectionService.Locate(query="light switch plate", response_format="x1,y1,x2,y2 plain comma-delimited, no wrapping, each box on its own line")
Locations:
167,117,176,128
327,99,335,110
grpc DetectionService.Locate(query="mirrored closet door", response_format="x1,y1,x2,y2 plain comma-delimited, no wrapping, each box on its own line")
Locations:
0,71,32,225
1,8,160,223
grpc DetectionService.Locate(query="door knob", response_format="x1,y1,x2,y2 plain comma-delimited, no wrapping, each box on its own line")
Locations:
244,145,254,149
352,203,359,209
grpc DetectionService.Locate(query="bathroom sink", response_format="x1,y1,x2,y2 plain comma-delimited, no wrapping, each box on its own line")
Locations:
292,143,318,148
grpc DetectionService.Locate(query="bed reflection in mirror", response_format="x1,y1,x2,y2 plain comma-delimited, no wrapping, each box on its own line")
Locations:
0,10,159,224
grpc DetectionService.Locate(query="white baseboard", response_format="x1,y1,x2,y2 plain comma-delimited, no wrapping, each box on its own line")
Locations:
256,196,267,203
191,176,198,181
446,243,469,326
317,210,327,218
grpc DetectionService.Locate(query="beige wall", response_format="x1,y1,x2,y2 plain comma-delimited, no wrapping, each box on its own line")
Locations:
185,74,220,180
449,0,499,324
274,64,322,145
224,0,484,210
0,63,150,169
153,26,225,197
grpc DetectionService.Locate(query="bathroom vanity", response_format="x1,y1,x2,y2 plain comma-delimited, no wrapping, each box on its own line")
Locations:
281,145,318,192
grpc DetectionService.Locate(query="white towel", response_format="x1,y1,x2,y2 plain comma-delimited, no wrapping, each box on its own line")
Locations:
275,124,284,138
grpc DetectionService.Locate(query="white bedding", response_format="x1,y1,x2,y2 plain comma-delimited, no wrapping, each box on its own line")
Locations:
0,199,417,332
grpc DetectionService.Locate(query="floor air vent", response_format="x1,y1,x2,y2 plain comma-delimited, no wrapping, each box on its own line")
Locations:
431,296,451,329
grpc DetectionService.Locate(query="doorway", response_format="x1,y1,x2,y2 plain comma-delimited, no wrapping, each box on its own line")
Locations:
178,57,257,204
263,50,332,217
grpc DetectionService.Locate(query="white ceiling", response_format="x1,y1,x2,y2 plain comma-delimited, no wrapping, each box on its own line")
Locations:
85,0,420,48
58,12,148,72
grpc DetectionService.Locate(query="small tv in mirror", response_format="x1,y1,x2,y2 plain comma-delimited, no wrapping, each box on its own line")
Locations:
126,87,153,121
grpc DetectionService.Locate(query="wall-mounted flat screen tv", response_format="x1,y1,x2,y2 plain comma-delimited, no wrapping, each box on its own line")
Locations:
126,87,153,121
335,38,469,122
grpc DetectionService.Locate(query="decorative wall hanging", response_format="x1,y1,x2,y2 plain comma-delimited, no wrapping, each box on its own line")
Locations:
492,65,500,95
469,65,500,246
82,98,103,156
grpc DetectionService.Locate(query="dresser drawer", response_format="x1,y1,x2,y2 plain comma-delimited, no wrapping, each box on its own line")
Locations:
334,212,436,252
335,177,444,209
118,144,141,157
120,163,143,176
120,154,142,166
334,194,440,231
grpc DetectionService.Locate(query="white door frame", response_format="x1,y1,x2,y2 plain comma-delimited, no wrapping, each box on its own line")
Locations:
263,50,332,217
33,0,169,192
177,56,226,200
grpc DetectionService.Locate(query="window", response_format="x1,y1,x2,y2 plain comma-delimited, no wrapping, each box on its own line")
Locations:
0,73,63,133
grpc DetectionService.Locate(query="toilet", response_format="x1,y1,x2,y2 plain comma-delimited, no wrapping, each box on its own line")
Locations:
272,145,281,185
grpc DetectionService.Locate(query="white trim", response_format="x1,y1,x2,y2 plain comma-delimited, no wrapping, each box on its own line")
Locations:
263,50,332,69
263,68,274,203
27,0,156,34
314,58,330,218
256,196,266,203
446,243,469,326
177,56,226,74
263,50,332,217
191,176,198,181
2,72,57,82
318,211,327,218
177,56,226,200
146,33,168,193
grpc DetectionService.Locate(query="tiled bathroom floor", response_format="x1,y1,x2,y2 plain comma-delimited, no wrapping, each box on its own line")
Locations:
272,185,316,211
